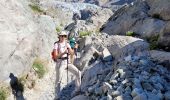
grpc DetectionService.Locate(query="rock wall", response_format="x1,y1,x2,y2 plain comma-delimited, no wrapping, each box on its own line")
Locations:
0,0,56,83
101,0,170,50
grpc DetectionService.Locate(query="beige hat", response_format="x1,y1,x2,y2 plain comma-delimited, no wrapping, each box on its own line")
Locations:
58,31,68,36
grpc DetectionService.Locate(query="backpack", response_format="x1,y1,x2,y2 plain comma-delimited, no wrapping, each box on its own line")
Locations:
51,41,68,61
69,38,76,49
51,41,58,61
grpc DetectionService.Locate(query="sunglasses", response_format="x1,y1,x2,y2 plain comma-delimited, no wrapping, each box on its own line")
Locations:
59,35,67,37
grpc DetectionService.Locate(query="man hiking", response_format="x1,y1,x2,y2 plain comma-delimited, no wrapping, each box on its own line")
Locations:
52,31,81,99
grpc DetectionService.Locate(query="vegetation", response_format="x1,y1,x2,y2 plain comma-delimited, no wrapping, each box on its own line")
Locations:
29,4,44,13
79,31,92,38
56,26,62,33
0,87,9,100
148,35,159,50
126,31,135,36
32,58,47,79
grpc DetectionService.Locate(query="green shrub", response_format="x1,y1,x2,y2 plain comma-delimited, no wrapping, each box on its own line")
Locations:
0,87,9,100
148,35,159,50
56,26,61,33
29,4,43,13
32,58,46,79
126,31,135,36
79,31,92,37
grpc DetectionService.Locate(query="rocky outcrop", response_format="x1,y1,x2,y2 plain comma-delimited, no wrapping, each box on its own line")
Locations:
150,50,170,70
101,0,170,50
0,0,56,82
94,34,149,62
40,0,112,32
80,55,170,99
147,0,170,21
158,22,170,50
101,0,149,35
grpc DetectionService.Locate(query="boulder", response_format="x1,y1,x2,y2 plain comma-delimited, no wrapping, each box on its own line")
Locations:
147,0,170,21
71,95,88,100
101,0,149,35
0,0,56,82
164,91,170,100
158,22,170,50
150,50,170,70
102,35,149,62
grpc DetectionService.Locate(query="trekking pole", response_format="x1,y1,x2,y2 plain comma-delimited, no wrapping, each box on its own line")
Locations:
67,53,69,84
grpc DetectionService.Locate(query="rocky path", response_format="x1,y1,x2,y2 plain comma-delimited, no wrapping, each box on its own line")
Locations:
8,62,56,100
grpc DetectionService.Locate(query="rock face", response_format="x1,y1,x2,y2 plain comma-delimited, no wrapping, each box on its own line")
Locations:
40,0,112,32
158,22,170,50
80,54,170,99
101,0,170,49
0,0,56,82
97,34,149,62
150,50,170,70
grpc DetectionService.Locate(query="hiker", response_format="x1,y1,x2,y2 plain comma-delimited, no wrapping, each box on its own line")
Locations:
69,37,78,64
53,31,81,98
72,12,81,24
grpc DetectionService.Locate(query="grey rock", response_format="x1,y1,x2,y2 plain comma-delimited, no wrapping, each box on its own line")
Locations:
150,50,170,70
122,79,129,85
146,92,160,100
71,95,88,100
99,96,107,100
158,22,170,49
131,88,143,97
147,0,170,20
125,86,132,94
164,91,170,100
102,48,113,61
124,55,132,62
107,94,112,100
95,86,103,95
153,83,164,91
133,78,142,89
115,95,124,100
111,91,121,97
133,93,147,100
141,82,154,91
102,82,112,93
101,1,149,35
110,79,118,85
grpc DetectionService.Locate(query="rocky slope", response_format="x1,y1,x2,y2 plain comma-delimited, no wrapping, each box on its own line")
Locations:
0,0,56,83
1,0,170,100
101,0,170,51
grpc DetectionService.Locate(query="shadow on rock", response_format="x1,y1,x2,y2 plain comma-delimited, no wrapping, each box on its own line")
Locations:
9,73,25,100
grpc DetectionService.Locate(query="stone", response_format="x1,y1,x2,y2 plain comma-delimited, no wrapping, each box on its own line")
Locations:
131,88,143,97
164,91,170,100
147,0,170,20
107,94,112,100
150,50,170,70
71,95,88,100
110,79,118,85
141,82,154,91
133,93,147,100
111,91,121,97
153,83,164,91
146,92,160,100
124,55,132,62
95,86,103,95
102,48,113,61
115,95,124,100
125,86,132,94
122,79,129,85
102,82,112,93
